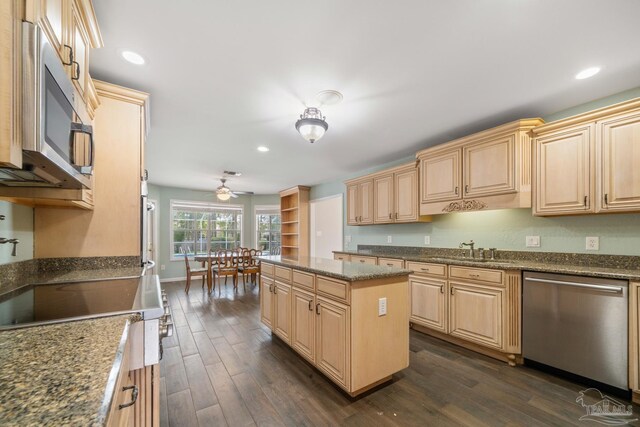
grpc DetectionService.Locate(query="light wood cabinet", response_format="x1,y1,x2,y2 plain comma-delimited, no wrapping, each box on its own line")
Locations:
378,257,404,268
70,0,90,99
273,281,292,344
261,262,409,396
533,98,640,216
409,277,446,333
449,281,503,349
346,179,374,225
279,186,310,259
333,253,350,262
0,0,23,169
33,82,148,257
533,124,595,215
291,287,315,362
417,119,543,215
315,295,350,389
350,255,377,265
347,163,428,225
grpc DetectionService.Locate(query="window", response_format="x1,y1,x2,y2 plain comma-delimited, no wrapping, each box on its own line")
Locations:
171,200,243,260
255,206,280,254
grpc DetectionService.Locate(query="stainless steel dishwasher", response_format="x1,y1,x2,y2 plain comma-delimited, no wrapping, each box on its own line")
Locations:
523,271,628,390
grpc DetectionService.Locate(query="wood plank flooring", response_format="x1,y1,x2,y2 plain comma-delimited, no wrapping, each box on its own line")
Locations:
160,279,640,426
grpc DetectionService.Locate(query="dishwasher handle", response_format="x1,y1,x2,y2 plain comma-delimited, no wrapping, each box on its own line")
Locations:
526,277,624,293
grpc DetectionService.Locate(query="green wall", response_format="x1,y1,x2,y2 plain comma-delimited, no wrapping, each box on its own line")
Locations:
0,201,33,265
310,87,640,257
148,184,279,280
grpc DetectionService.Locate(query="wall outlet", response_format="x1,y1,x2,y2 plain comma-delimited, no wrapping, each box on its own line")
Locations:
387,235,393,244
586,236,600,251
378,297,387,316
424,235,431,245
160,264,166,271
316,230,323,237
526,236,541,248
345,235,352,243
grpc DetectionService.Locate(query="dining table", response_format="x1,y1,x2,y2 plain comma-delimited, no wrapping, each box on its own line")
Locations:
194,252,253,291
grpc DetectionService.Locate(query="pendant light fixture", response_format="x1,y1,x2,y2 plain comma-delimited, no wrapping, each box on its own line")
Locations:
295,107,328,143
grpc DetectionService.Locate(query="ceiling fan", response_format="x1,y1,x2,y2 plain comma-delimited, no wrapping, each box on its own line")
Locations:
215,178,254,201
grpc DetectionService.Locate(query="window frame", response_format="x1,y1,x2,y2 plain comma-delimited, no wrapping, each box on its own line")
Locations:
169,199,244,261
254,204,281,254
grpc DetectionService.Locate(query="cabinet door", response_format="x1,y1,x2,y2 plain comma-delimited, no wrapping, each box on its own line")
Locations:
70,1,89,98
534,125,595,215
464,136,515,198
273,281,292,343
0,0,22,168
410,277,446,333
291,288,315,362
449,282,502,350
599,112,640,212
346,184,359,225
358,179,374,224
373,173,394,223
395,167,419,222
315,296,350,389
260,277,274,330
420,148,462,203
40,0,66,57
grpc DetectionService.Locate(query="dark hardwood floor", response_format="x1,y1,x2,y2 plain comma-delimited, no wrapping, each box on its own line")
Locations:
160,279,640,426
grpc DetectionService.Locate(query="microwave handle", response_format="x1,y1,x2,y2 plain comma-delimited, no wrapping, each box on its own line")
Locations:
70,122,94,175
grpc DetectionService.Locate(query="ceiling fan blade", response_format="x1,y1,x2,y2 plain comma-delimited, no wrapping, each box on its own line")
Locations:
230,192,239,198
232,191,254,195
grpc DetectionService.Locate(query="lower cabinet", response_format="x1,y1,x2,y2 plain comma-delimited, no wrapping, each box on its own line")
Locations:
410,264,521,365
291,287,316,362
260,276,274,330
315,296,350,389
273,281,292,343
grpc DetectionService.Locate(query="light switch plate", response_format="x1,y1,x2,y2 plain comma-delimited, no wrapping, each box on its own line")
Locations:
387,235,393,244
378,297,387,316
424,236,431,245
160,264,166,271
586,236,600,251
526,236,540,247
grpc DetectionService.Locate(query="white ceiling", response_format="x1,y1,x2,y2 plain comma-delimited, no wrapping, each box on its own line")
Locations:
90,0,640,194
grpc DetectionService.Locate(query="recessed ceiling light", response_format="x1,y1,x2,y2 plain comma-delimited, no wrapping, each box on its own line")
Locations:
121,50,145,65
575,67,600,80
257,146,270,152
316,90,343,106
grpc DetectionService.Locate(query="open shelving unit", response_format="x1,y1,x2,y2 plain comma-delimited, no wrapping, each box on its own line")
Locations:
279,185,310,259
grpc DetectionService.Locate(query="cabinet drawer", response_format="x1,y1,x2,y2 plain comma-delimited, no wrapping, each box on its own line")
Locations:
406,261,447,278
261,262,275,277
350,255,377,265
293,270,315,291
449,266,503,285
275,266,292,282
333,253,351,262
378,257,404,268
317,275,350,304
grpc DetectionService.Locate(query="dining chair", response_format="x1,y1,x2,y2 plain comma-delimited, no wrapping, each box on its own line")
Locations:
238,249,261,289
212,249,239,290
181,246,207,293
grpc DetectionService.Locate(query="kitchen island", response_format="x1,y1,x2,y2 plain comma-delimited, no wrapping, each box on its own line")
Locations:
259,255,412,396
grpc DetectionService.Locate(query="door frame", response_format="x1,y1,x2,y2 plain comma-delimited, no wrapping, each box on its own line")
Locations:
310,193,344,258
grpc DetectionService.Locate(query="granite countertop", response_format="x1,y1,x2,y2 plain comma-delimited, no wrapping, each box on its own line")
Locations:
259,255,413,281
334,250,640,281
0,315,132,426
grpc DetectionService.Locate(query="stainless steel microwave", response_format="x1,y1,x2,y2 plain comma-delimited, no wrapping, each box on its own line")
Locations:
0,22,93,189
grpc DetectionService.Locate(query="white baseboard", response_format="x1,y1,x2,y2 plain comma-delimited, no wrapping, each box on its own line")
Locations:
160,276,186,283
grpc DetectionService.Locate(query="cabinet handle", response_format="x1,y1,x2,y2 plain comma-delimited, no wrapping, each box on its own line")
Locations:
450,287,455,295
315,303,320,315
454,186,459,195
360,259,365,263
62,44,73,65
273,286,277,295
420,267,430,272
440,285,444,294
395,212,398,219
389,213,392,219
72,61,80,81
268,284,273,293
464,185,469,194
584,195,588,207
308,300,313,311
118,385,139,410
469,273,480,278
386,263,394,267
604,193,608,205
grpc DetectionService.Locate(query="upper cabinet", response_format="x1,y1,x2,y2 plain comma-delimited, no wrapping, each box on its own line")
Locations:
0,0,22,169
417,119,544,216
346,162,430,226
532,98,640,216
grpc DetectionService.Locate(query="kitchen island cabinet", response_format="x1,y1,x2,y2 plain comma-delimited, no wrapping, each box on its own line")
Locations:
259,256,411,396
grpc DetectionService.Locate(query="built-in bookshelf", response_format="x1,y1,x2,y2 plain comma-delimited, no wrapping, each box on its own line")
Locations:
279,185,310,259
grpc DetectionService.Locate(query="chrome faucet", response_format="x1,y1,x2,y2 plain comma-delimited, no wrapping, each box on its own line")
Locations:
459,240,475,258
0,238,19,256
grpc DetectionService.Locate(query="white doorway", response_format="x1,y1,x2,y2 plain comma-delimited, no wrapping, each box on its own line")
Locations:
148,199,159,275
310,194,343,259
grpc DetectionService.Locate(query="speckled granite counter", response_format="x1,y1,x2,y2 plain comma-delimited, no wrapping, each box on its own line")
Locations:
0,315,132,426
333,248,640,281
259,255,412,281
